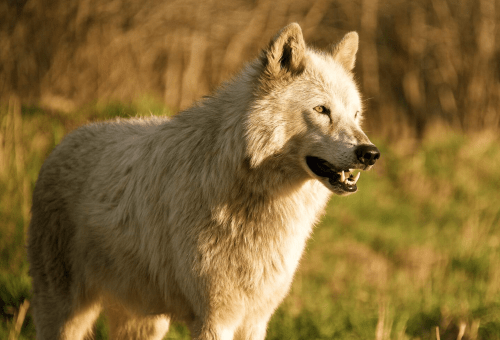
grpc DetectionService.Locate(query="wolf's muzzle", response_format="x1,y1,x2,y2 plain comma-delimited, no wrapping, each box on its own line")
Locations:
355,144,380,166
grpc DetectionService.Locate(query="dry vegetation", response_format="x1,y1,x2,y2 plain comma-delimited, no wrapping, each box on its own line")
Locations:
1,0,500,137
1,0,500,339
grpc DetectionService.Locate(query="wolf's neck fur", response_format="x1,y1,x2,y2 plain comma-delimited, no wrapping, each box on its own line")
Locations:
163,60,331,236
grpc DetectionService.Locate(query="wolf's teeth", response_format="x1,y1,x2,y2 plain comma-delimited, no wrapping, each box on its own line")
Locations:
353,172,361,184
340,171,345,182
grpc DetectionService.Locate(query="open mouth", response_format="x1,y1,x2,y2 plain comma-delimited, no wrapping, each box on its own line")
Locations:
305,156,361,193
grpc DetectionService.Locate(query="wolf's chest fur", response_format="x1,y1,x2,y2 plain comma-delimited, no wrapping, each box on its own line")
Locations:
204,179,330,280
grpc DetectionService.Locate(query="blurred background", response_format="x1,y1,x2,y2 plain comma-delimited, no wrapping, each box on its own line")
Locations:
2,0,500,136
1,0,500,339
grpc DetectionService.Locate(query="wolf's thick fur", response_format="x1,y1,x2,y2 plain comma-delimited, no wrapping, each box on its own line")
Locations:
28,23,379,340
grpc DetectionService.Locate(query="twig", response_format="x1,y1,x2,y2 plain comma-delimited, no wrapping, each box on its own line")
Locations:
8,299,30,340
457,322,466,340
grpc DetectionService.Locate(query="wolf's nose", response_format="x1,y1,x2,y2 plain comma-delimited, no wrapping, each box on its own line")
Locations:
355,144,380,166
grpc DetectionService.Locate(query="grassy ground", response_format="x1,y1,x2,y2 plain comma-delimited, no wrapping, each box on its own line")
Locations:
1,100,499,339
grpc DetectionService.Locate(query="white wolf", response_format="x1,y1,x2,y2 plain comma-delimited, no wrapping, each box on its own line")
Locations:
28,23,380,340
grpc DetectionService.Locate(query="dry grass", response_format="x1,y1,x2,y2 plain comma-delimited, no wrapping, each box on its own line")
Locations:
1,0,500,137
7,299,29,340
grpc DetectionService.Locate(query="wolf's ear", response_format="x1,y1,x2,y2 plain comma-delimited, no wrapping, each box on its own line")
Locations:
331,32,359,71
262,23,306,78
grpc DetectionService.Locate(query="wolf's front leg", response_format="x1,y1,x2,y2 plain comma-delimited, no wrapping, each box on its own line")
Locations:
233,318,270,340
189,320,237,340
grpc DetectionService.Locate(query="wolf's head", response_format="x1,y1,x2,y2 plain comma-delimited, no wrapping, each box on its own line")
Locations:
246,23,380,196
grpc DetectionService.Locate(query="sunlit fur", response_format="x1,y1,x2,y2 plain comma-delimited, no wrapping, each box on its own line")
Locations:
28,23,376,340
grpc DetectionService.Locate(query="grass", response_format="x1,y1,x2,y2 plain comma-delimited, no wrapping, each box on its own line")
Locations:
1,100,499,339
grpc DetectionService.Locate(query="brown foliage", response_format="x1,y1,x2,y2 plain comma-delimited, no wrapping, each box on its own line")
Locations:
1,0,499,137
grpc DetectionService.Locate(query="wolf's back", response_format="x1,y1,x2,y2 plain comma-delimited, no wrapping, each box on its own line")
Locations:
27,118,165,291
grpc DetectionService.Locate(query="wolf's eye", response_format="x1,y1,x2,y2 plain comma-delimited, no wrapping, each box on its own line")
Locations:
314,106,329,115
355,111,359,119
